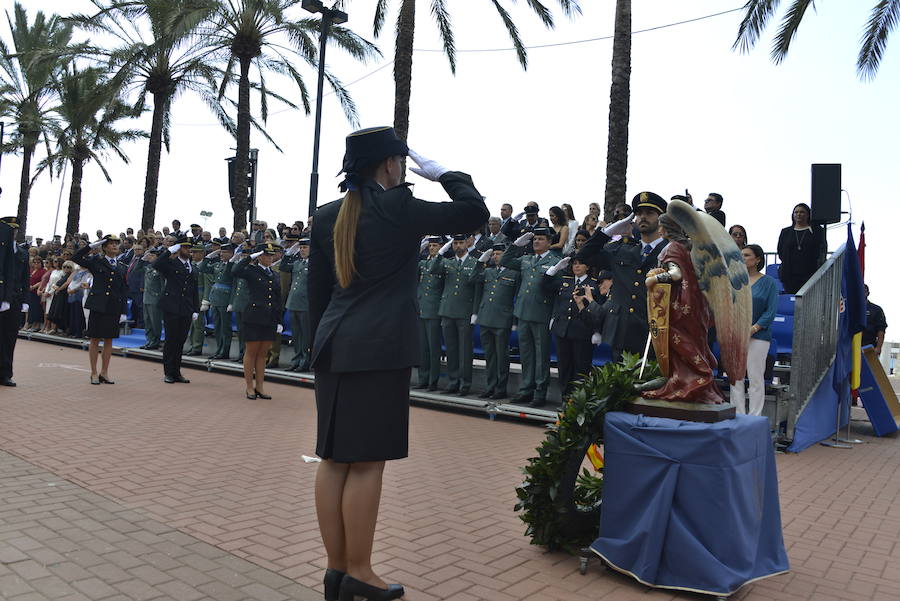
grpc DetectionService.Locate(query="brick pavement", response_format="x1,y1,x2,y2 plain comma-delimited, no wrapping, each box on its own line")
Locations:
3,340,900,600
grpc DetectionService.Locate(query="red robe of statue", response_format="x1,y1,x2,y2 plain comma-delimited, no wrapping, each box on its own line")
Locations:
643,241,724,404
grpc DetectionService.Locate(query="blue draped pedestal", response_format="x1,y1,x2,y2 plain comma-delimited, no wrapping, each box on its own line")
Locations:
590,412,789,597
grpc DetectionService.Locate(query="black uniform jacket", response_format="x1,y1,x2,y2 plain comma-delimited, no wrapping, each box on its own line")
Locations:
0,235,28,308
542,273,601,340
152,249,200,316
309,171,488,373
73,245,128,315
232,258,283,326
575,232,668,353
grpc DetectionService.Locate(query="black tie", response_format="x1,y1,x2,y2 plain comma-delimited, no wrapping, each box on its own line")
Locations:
642,244,653,258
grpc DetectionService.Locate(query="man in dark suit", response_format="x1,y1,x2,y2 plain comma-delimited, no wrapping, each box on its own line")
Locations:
125,244,145,327
575,192,668,360
153,237,200,383
704,192,726,226
0,217,29,386
486,217,508,246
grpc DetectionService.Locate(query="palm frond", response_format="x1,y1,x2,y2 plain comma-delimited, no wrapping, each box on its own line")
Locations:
771,0,815,64
521,0,554,28
323,71,358,126
490,0,528,69
733,0,782,53
857,0,900,80
430,0,456,74
373,0,389,37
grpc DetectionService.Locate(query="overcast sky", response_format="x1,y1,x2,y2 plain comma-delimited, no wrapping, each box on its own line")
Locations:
2,1,898,339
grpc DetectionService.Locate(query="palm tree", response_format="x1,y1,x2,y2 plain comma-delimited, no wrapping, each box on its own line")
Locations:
68,0,229,232
34,65,147,235
364,0,581,144
602,0,630,221
733,0,899,80
203,0,380,231
0,2,73,241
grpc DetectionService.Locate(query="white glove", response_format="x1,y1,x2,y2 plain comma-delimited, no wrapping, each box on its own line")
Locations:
470,314,478,325
276,324,283,334
591,333,602,345
546,256,570,276
408,148,450,182
200,300,210,312
513,232,534,247
511,324,517,332
119,314,127,323
0,302,9,312
439,240,452,256
191,312,199,321
250,251,264,259
602,214,634,237
167,243,180,253
206,250,221,259
420,237,430,252
22,303,29,313
229,252,241,263
478,251,492,264
226,304,233,312
286,244,301,256
512,211,525,221
141,253,151,261
89,239,104,249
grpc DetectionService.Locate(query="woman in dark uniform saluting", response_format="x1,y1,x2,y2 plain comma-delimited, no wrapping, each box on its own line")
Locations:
309,127,487,601
232,242,283,399
73,235,128,385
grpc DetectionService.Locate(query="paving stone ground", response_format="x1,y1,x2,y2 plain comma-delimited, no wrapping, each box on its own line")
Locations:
2,340,900,600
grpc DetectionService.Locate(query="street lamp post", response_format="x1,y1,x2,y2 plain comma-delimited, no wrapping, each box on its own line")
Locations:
302,0,347,221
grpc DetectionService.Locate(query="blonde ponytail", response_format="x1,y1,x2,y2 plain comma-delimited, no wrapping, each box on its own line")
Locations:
333,190,362,288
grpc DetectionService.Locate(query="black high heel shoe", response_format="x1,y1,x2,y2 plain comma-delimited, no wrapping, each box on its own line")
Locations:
255,389,272,400
324,568,346,601
338,575,404,601
246,391,257,400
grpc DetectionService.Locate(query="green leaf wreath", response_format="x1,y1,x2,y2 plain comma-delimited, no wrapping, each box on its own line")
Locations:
514,353,659,553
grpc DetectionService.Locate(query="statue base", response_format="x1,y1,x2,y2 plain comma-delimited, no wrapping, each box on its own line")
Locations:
626,397,736,423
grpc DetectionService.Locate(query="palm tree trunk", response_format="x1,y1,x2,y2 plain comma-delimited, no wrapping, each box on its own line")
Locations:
393,0,416,144
232,55,252,233
142,91,168,232
65,159,85,236
603,0,631,222
15,142,35,243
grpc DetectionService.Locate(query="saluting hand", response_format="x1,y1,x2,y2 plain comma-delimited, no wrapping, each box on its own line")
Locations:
546,256,570,276
513,232,534,247
408,148,450,182
478,251,492,264
250,251,264,259
167,243,180,253
89,239,104,249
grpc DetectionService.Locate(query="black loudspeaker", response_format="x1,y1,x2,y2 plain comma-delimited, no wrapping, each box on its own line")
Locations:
811,163,841,225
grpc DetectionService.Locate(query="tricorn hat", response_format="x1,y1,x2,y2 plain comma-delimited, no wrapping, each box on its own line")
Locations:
451,233,469,241
631,191,667,215
297,238,310,246
174,236,191,247
491,243,507,251
532,226,552,238
523,205,539,215
339,126,408,176
1,216,20,228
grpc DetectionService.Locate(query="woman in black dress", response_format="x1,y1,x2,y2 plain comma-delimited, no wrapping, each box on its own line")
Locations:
308,127,487,601
776,203,827,294
232,243,282,399
73,236,128,384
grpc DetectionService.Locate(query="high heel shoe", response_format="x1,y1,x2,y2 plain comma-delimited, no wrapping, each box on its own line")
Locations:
99,375,115,384
90,375,100,385
338,575,404,601
246,391,257,400
255,389,272,400
324,568,346,601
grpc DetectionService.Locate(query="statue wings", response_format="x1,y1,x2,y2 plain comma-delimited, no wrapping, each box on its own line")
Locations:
667,200,752,385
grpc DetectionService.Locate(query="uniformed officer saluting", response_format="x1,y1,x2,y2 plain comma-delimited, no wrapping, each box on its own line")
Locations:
542,255,601,398
154,237,200,383
431,233,481,396
501,226,558,407
73,235,129,385
233,242,283,399
198,242,236,359
414,236,444,391
575,192,668,360
471,243,519,400
284,237,311,372
0,216,29,387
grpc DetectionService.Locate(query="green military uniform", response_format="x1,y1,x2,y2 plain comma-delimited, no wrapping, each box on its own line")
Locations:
285,250,310,371
431,245,481,394
199,254,235,359
138,258,163,349
500,243,557,404
471,256,519,399
265,258,285,368
188,253,212,354
416,251,444,389
231,267,250,361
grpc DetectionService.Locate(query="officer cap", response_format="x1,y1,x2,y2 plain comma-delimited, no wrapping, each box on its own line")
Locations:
297,238,310,246
283,233,300,242
451,233,469,241
339,126,408,175
597,269,613,281
219,243,235,251
209,238,222,246
101,234,120,245
1,216,20,228
631,191,667,215
255,242,279,255
491,243,507,251
190,223,201,228
174,236,191,247
426,236,443,244
532,226,552,238
523,205,539,215
190,244,205,252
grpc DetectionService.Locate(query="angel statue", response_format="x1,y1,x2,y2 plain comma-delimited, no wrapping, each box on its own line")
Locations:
635,200,751,404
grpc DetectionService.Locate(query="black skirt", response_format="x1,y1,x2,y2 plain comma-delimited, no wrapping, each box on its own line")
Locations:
243,321,276,342
315,368,412,463
85,311,120,339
